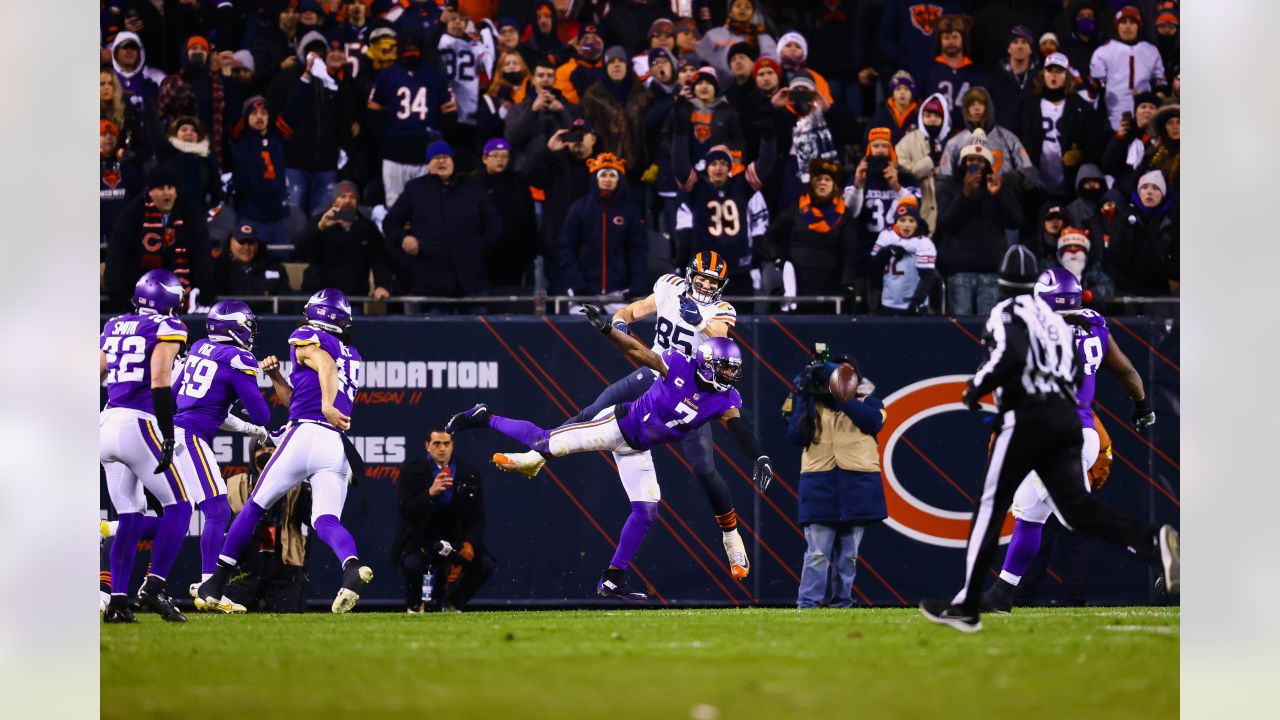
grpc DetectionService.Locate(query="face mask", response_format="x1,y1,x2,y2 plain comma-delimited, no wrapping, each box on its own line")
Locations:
502,71,524,84
1075,16,1096,36
1059,251,1087,277
924,119,942,138
1080,186,1103,204
1042,85,1065,101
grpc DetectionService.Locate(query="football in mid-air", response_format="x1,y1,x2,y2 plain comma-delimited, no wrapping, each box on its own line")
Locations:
828,363,858,402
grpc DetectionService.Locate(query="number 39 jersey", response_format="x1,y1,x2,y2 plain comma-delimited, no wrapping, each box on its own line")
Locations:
650,274,736,357
617,349,743,451
101,312,188,414
1071,309,1111,428
287,325,363,426
676,174,768,276
174,339,270,444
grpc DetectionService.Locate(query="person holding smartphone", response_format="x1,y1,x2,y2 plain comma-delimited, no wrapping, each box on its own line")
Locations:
292,180,395,302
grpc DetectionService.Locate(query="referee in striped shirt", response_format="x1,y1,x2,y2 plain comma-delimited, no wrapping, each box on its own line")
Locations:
921,246,1180,632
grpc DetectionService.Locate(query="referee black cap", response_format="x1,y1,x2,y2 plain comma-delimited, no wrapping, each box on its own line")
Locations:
997,245,1039,291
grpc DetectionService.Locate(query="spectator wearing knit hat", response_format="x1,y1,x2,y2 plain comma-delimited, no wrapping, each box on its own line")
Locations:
665,66,746,172
477,138,538,289
922,15,989,114
934,129,1024,315
762,158,858,313
868,70,920,143
696,0,777,79
1106,169,1177,298
1088,6,1166,130
166,35,240,172
870,196,940,315
599,1,673,58
673,17,702,66
939,86,1036,192
293,179,395,301
987,25,1041,129
249,1,303,86
1154,9,1179,78
100,119,144,245
229,96,290,248
558,153,649,302
631,18,678,80
842,126,921,313
555,24,607,105
157,115,222,213
775,31,834,106
724,44,765,139
895,92,954,232
582,47,652,174
1100,90,1160,194
1053,1,1104,77
726,41,759,89
1053,226,1114,305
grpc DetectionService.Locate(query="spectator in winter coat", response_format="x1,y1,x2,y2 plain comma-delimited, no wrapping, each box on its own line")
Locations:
383,141,501,306
922,15,988,114
1154,11,1179,78
526,120,598,291
293,180,394,300
722,41,760,115
156,115,221,213
843,127,921,313
477,51,530,147
934,129,1024,315
1053,1,1104,76
895,93,953,232
250,2,302,87
100,120,144,246
1012,53,1107,203
1063,163,1107,230
275,34,355,215
1054,226,1114,306
1088,6,1165,130
212,222,291,304
876,0,964,82
110,31,167,106
104,167,214,311
987,26,1040,129
520,1,570,70
558,153,649,300
773,73,850,210
1106,169,1177,297
664,67,746,172
1023,203,1067,267
868,71,920,144
504,59,576,176
171,35,239,172
763,159,857,313
696,0,777,78
101,68,155,165
582,47,651,175
870,196,941,315
630,18,677,80
776,31,833,106
554,24,606,105
939,86,1036,190
478,139,538,289
1138,104,1179,194
229,96,290,247
1100,90,1160,193
673,18,702,66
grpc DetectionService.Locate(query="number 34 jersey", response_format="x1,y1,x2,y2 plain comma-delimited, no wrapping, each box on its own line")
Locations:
174,339,270,444
1071,309,1111,428
649,274,736,357
101,312,188,414
617,349,743,451
288,325,362,426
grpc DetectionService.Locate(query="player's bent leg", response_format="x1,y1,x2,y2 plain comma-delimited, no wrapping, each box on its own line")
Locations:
565,369,656,425
545,408,625,457
680,427,747,578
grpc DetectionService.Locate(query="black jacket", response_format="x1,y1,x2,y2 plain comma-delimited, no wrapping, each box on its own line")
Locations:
104,195,214,311
292,211,395,297
391,460,486,561
480,170,538,287
212,239,290,299
503,85,576,176
527,146,594,285
1105,198,1178,296
273,71,354,173
383,173,501,296
1012,92,1106,195
935,172,1025,274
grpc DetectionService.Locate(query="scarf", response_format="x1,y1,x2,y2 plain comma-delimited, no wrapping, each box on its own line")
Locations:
728,19,765,45
209,68,225,171
140,201,192,288
798,192,846,233
886,99,918,130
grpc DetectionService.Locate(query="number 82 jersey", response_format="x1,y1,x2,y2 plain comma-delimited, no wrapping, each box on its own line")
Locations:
649,274,736,357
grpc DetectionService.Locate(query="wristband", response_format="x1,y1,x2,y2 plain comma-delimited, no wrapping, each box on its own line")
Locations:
612,320,631,336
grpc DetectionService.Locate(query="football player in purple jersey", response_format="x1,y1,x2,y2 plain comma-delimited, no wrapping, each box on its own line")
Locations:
982,267,1159,612
99,269,191,623
196,289,375,614
446,304,774,601
171,300,281,610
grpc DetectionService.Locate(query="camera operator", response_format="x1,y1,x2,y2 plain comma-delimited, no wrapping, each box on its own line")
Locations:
783,346,887,609
393,427,495,613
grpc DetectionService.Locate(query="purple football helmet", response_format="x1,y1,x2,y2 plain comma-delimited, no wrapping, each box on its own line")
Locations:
304,288,353,332
206,300,257,350
694,337,744,391
132,269,185,315
1034,267,1083,312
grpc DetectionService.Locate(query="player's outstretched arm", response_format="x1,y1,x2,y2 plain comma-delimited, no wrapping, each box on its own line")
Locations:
613,294,658,328
1102,336,1155,428
580,304,668,377
720,407,774,492
296,344,351,431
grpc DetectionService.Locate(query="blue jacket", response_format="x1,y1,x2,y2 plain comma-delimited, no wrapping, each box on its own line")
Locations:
786,380,888,524
558,175,649,296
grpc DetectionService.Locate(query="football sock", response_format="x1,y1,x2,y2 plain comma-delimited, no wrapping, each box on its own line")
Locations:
999,518,1045,585
314,514,358,564
198,496,232,575
138,514,162,538
610,501,659,570
716,510,739,532
109,512,143,596
218,499,267,566
149,501,193,581
489,415,551,454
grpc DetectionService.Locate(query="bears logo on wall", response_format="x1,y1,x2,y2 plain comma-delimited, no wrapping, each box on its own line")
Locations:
878,374,1014,548
910,4,945,35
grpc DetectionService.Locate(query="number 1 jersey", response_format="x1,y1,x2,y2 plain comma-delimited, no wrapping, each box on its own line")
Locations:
287,325,362,426
616,349,742,451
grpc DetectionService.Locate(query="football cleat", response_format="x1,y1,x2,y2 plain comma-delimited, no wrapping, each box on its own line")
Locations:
332,562,374,614
980,579,1016,614
492,451,546,478
597,571,648,602
919,599,983,633
191,583,247,613
1156,525,1180,594
446,404,491,434
103,602,140,624
723,529,749,581
138,577,188,622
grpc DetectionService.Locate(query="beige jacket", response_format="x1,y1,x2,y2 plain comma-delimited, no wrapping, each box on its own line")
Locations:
800,404,883,474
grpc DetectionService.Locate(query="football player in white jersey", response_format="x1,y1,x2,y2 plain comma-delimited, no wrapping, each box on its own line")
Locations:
495,251,753,580
438,8,492,127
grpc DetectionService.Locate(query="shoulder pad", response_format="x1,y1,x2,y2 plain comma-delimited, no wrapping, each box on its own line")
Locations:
231,351,260,376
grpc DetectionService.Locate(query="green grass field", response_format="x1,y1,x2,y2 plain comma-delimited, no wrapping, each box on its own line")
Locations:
101,607,1178,719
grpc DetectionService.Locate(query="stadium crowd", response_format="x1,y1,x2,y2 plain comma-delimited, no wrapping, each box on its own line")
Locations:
99,0,1180,316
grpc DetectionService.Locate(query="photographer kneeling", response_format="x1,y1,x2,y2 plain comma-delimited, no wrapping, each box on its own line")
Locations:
393,427,495,613
784,347,887,608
